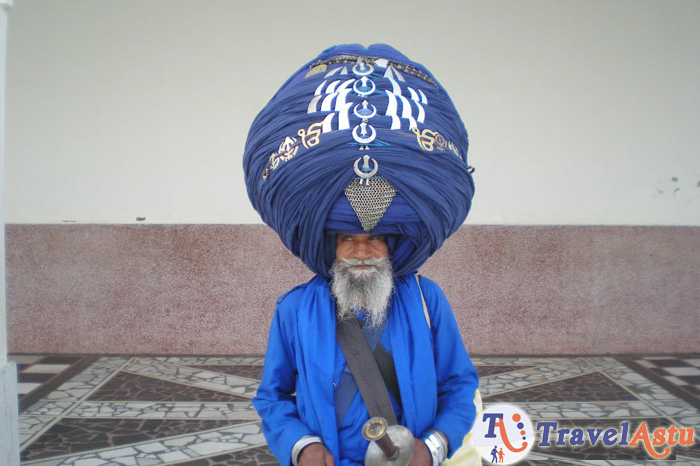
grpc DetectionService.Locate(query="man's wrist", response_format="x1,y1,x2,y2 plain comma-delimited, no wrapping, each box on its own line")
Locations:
420,429,448,466
291,435,323,466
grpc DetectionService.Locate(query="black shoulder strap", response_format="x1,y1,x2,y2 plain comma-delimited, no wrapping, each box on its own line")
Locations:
373,343,401,406
336,318,398,425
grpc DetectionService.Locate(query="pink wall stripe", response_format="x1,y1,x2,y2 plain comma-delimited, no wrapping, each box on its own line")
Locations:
6,225,699,355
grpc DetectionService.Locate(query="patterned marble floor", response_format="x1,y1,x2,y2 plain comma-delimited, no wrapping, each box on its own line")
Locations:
10,354,699,466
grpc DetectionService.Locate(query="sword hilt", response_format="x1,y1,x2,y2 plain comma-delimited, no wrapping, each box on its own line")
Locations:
363,417,399,460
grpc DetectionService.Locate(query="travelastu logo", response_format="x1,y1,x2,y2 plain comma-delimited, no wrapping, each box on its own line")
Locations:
538,420,694,460
472,404,535,464
472,404,695,462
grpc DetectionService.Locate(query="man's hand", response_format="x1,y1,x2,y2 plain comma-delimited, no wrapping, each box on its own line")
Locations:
408,438,432,466
298,442,334,466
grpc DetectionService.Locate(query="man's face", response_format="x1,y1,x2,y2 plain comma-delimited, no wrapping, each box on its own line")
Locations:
331,233,393,327
335,233,389,262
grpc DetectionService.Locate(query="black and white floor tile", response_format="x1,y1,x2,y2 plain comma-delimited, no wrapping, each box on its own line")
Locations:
11,354,699,466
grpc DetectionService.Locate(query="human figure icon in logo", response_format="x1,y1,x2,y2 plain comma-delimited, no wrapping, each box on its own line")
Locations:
491,445,499,462
498,447,505,463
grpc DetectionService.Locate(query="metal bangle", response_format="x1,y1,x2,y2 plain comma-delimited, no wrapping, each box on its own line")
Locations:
292,435,323,466
420,430,447,466
433,430,448,456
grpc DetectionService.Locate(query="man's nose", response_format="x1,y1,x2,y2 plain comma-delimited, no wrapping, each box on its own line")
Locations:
354,241,371,259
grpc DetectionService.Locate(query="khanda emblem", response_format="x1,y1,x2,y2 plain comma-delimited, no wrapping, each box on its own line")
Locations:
276,136,298,161
354,154,379,182
353,121,376,145
266,136,299,173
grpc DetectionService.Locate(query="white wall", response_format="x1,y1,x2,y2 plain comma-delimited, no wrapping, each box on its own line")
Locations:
6,0,700,225
0,0,7,363
2,0,20,464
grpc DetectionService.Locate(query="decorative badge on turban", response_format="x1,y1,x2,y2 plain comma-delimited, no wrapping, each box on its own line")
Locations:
243,44,475,278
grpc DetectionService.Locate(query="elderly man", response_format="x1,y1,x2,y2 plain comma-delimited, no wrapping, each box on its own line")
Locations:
244,44,479,466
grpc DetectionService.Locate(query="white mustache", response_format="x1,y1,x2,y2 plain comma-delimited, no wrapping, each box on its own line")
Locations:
340,258,384,267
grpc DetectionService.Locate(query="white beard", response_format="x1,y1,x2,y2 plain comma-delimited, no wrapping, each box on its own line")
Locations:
330,256,394,329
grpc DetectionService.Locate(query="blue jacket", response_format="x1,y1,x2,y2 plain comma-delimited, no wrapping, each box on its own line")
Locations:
253,274,478,466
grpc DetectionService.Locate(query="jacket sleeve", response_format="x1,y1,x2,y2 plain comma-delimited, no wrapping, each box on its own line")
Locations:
419,276,479,456
252,305,315,466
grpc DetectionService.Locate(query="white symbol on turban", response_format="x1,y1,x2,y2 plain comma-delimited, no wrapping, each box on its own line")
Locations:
354,155,379,180
353,76,376,97
352,122,377,144
352,61,374,77
353,100,377,120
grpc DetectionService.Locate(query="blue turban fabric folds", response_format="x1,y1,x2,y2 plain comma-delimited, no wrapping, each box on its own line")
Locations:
243,44,474,277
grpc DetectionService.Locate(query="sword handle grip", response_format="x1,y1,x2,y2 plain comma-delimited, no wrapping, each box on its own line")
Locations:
362,417,399,460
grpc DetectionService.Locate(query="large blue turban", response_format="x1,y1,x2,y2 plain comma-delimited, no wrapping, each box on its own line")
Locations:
243,44,474,278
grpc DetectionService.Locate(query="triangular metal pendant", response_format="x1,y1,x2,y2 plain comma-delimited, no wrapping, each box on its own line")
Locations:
344,178,397,231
